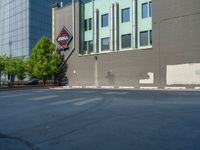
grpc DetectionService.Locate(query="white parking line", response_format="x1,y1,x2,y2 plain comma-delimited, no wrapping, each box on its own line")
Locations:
74,97,103,106
118,92,129,95
49,98,86,105
103,92,118,95
28,95,59,101
79,91,96,94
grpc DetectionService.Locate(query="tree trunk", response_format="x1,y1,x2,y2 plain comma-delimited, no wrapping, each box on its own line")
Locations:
43,77,46,86
0,72,1,87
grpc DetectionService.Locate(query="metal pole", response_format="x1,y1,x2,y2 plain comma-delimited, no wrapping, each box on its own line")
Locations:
72,0,75,50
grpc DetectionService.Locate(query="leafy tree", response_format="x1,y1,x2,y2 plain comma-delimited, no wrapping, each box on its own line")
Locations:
0,56,5,84
0,56,5,73
4,57,18,84
4,57,17,76
15,58,26,82
26,36,61,85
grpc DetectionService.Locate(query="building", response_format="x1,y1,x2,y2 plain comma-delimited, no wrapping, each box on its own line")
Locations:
53,0,200,89
80,0,152,55
0,0,52,57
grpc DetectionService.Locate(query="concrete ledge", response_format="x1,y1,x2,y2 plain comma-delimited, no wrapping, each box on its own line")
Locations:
47,85,200,91
49,87,64,90
85,86,98,89
118,86,135,89
63,86,70,89
101,86,115,89
165,87,186,90
71,86,83,88
140,87,158,89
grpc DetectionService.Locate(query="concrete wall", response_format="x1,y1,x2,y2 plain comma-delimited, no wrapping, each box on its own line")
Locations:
153,0,200,88
54,0,200,89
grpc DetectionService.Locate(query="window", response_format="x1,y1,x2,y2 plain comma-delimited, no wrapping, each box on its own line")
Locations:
150,30,152,45
83,41,88,53
89,40,93,53
84,18,92,31
89,18,92,30
122,34,131,49
122,8,130,23
149,2,152,17
101,37,110,51
140,31,148,46
83,40,94,54
142,3,148,18
102,14,109,27
84,20,87,31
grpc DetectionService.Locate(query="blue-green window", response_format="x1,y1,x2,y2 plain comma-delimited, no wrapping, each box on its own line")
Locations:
149,2,152,17
83,41,88,52
89,18,92,30
84,20,87,31
102,14,109,27
150,30,152,45
122,34,131,48
89,40,93,53
122,8,130,23
84,18,92,31
142,3,148,18
140,31,148,46
83,40,93,54
101,37,110,51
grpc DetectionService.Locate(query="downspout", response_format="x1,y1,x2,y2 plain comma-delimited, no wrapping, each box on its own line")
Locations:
72,0,75,50
52,6,55,43
92,0,94,52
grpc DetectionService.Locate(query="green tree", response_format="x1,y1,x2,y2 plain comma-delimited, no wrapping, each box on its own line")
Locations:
0,56,5,72
26,36,61,85
15,58,26,82
4,57,17,76
4,57,18,85
0,56,6,84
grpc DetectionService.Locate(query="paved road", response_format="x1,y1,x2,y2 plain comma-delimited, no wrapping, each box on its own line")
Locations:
0,88,200,150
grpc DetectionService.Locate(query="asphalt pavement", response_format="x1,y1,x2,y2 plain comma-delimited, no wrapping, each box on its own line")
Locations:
0,88,200,150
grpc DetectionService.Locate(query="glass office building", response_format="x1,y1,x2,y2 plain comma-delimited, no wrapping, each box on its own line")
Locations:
0,0,52,57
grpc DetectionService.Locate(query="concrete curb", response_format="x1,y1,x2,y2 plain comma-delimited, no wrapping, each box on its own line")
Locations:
49,86,200,92
0,86,54,92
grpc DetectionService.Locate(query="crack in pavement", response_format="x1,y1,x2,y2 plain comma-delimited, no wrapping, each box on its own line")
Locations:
0,133,41,150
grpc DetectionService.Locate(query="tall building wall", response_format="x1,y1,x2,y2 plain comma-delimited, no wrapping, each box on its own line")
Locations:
29,0,52,54
153,0,200,88
0,0,52,57
0,0,29,57
53,0,200,89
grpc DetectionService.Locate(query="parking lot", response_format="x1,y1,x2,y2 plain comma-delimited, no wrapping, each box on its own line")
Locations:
0,88,200,150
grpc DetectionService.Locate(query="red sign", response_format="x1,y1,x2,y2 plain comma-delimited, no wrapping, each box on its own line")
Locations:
56,26,73,47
